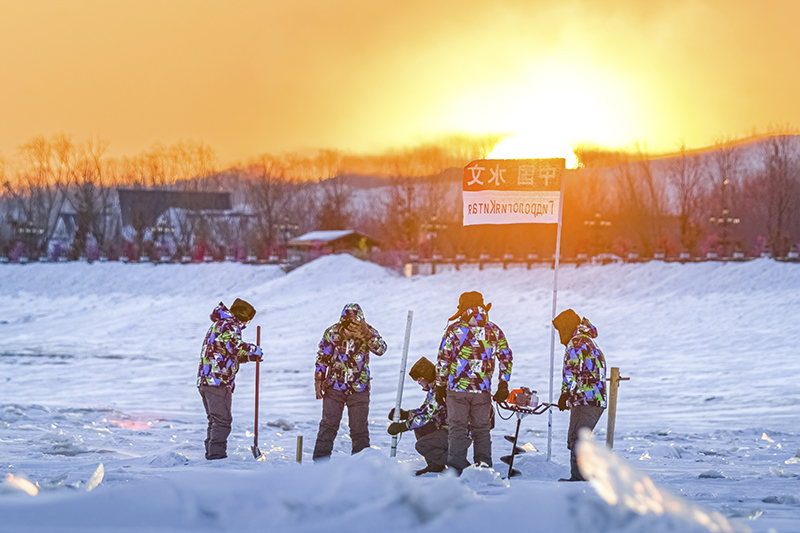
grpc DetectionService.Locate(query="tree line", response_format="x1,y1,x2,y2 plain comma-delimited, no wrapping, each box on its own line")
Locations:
572,125,800,259
1,128,799,263
0,134,499,261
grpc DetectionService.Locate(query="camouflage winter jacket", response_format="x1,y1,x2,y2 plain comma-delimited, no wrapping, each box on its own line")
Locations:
197,302,260,391
561,318,607,408
436,305,513,393
315,304,387,394
406,388,447,436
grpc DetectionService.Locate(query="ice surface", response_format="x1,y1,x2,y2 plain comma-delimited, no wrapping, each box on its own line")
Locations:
1,256,799,532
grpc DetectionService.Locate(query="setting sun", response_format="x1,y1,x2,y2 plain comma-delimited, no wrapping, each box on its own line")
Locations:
487,135,579,169
442,58,639,153
1,1,800,163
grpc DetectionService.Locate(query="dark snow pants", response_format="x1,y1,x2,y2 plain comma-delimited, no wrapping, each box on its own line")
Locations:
446,390,493,471
567,405,605,479
415,428,449,468
199,384,233,460
312,388,370,460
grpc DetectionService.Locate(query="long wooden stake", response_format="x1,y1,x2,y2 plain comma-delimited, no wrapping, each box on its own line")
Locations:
390,310,414,458
606,367,629,449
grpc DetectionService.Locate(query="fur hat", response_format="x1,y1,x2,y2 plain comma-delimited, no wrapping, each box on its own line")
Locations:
448,291,492,321
230,298,256,322
552,309,581,345
409,357,436,384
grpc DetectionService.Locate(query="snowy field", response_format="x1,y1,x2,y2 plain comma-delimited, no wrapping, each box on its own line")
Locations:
1,255,799,533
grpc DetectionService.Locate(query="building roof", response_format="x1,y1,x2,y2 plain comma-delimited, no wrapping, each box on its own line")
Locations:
117,189,231,228
289,230,355,244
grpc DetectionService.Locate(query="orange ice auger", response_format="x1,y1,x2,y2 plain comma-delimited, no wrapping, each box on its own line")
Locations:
496,387,554,478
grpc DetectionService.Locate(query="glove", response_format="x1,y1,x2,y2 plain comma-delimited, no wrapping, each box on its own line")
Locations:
493,381,509,403
558,391,570,411
435,385,447,405
388,408,409,421
346,319,371,341
387,422,409,436
314,380,325,400
248,345,263,362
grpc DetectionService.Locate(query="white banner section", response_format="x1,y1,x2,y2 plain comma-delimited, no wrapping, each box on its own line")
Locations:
461,158,565,227
463,190,561,225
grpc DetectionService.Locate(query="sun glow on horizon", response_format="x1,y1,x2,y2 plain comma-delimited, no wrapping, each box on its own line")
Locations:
487,134,579,169
441,58,641,155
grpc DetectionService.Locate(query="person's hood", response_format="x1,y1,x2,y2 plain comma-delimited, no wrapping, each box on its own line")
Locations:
339,303,365,322
460,305,490,327
575,317,598,339
210,302,243,327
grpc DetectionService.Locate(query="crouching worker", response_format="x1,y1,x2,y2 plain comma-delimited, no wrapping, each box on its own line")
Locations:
313,303,387,461
553,309,607,482
387,357,448,476
197,299,262,460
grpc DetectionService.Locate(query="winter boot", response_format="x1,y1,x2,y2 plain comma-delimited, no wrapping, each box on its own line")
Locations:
415,463,446,476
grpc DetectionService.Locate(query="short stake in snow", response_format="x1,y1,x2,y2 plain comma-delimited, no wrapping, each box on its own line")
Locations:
251,325,262,459
296,435,303,464
605,366,630,449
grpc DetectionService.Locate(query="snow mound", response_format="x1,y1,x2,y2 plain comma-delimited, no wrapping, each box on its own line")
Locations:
287,253,397,284
150,452,190,467
266,418,295,431
761,494,800,505
649,444,685,459
577,430,749,533
457,463,509,487
0,262,285,298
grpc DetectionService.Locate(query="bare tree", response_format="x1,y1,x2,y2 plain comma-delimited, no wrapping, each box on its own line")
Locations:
314,150,351,230
613,143,667,255
381,153,421,249
281,153,319,234
706,135,743,254
244,154,303,255
66,138,120,258
758,126,800,256
0,155,10,253
667,141,706,253
3,134,76,257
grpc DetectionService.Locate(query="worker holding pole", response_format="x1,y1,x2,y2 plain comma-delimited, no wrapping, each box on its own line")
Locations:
387,356,449,475
197,298,262,461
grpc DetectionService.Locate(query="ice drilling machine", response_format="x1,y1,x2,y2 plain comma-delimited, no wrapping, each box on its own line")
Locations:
495,387,554,478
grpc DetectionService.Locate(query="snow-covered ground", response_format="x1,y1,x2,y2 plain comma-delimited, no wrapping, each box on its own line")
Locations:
1,256,799,532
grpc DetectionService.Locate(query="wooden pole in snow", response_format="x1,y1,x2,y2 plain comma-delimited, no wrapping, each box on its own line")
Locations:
605,367,629,449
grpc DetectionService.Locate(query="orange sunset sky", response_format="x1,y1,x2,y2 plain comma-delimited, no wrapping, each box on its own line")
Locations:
1,0,799,166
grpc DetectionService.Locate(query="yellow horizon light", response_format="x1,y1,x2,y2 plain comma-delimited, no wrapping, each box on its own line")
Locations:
486,134,579,169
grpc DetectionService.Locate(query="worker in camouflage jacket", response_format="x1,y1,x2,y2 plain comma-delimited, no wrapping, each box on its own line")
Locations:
312,303,386,461
554,308,607,481
435,291,513,473
387,357,449,475
197,299,262,460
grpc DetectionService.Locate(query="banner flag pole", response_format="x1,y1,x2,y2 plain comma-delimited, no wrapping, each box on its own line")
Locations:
459,157,567,462
546,170,566,461
390,310,414,458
